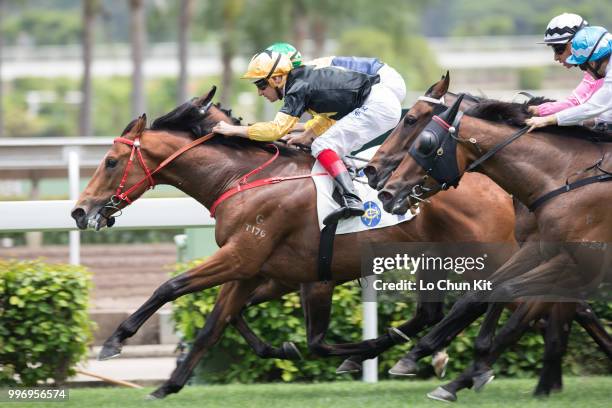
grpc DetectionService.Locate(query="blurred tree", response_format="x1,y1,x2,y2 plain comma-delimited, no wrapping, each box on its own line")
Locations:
3,9,80,46
422,0,612,37
177,0,193,104
147,0,178,43
290,0,307,52
304,1,348,57
80,0,100,137
239,0,290,51
0,0,5,137
337,28,439,91
129,0,146,117
219,0,244,105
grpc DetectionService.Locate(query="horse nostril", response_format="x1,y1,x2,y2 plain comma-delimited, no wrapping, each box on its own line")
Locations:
71,208,86,221
378,190,394,205
364,166,379,189
363,166,377,178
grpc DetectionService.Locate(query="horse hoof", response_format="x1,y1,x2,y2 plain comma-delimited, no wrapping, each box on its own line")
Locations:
473,369,495,392
282,342,303,360
98,339,123,361
432,351,449,379
427,386,457,403
388,358,418,376
145,392,163,401
533,387,551,398
336,358,362,374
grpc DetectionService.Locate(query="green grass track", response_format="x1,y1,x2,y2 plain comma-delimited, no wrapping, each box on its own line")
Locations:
9,377,612,408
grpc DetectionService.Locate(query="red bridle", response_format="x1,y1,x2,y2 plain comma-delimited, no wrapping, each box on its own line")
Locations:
110,132,215,206
109,132,326,219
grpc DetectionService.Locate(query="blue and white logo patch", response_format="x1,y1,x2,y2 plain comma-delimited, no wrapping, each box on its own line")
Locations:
361,201,382,227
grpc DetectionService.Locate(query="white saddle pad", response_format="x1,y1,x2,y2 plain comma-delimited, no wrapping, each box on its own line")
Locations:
312,146,417,234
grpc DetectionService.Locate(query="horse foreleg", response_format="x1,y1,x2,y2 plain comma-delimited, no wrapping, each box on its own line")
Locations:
99,244,252,360
149,278,263,399
337,297,445,374
574,301,612,360
430,252,575,401
534,303,575,396
388,290,489,376
428,301,544,402
390,242,544,376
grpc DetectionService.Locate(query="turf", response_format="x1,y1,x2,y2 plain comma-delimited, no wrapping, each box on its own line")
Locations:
8,377,612,408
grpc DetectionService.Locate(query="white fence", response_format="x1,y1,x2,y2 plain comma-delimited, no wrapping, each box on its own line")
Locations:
0,198,214,232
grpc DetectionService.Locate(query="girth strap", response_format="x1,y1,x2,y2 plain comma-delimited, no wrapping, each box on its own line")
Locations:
317,222,338,281
528,173,612,211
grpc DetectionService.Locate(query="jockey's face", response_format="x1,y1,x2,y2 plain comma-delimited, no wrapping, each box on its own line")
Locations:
551,43,573,68
258,83,279,102
257,76,284,102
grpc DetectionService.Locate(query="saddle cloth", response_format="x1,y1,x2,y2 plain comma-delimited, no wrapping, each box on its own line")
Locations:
312,145,417,234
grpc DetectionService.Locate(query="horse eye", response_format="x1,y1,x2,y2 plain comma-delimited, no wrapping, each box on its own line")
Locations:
404,115,417,126
417,132,437,156
106,158,118,169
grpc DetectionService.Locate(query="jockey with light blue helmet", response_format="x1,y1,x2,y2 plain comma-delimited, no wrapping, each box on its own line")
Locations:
526,25,612,132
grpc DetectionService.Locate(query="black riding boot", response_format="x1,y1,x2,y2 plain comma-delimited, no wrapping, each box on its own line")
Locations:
323,171,364,225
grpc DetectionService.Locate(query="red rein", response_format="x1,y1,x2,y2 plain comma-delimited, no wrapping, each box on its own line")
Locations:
112,133,325,218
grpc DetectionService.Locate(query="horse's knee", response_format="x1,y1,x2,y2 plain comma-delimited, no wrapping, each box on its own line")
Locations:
252,343,273,358
416,303,445,327
307,341,331,357
575,303,595,320
450,291,485,312
492,284,516,302
153,278,184,302
474,337,493,356
426,309,445,326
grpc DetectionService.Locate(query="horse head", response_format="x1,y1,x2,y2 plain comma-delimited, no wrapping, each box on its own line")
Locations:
365,72,451,192
71,113,150,230
71,87,230,231
370,73,482,214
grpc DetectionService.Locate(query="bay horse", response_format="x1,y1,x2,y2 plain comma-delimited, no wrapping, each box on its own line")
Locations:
375,77,612,400
71,87,517,399
358,74,611,400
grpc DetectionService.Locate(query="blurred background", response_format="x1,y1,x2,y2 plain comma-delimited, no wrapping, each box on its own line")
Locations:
0,0,611,140
0,0,611,386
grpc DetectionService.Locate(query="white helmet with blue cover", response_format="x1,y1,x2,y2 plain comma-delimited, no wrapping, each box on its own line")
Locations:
566,26,612,65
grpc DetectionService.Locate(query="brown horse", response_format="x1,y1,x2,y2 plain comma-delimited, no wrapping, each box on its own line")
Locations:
375,76,611,400
71,87,517,399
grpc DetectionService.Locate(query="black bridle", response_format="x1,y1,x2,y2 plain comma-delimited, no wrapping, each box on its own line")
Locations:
409,94,465,190
409,94,530,190
408,96,612,212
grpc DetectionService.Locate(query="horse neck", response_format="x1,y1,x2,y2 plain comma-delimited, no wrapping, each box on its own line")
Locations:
459,117,596,207
151,131,311,209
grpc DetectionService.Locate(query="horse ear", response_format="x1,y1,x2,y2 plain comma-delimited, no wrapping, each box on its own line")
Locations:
439,93,464,124
194,86,217,108
430,71,450,99
133,113,147,135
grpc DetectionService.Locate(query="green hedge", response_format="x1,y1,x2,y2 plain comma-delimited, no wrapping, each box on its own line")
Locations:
172,259,611,384
0,259,94,386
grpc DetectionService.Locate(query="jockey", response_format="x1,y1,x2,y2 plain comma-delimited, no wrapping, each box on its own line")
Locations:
526,26,612,132
212,50,402,224
266,42,406,105
528,14,604,118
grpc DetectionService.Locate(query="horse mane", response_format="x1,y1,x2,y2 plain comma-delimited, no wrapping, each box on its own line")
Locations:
150,99,239,135
464,97,608,142
150,99,301,157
